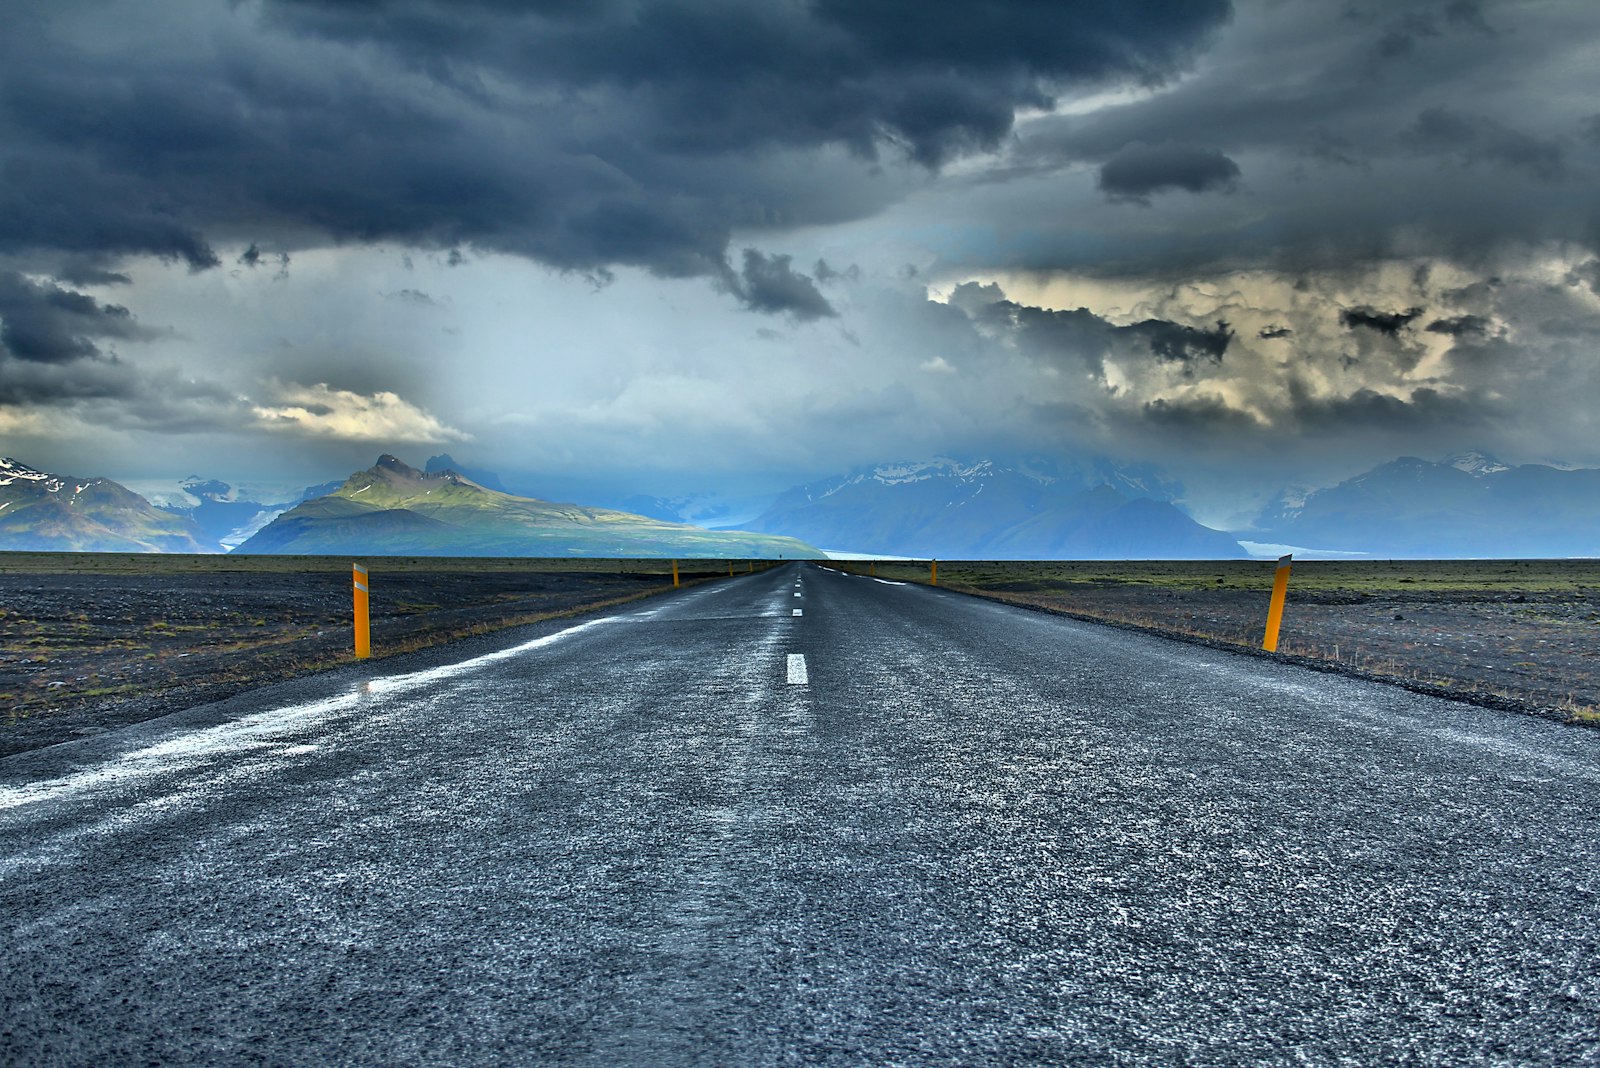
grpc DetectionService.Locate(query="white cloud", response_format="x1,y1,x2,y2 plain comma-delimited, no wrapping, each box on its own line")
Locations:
251,382,469,444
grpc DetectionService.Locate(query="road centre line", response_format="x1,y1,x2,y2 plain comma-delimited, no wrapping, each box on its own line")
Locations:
793,609,803,616
786,653,809,685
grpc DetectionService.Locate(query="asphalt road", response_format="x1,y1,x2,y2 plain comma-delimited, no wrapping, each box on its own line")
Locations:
3,563,1598,1066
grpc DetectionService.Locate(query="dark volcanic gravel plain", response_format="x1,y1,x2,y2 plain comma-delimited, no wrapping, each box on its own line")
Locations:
1,554,728,756
858,559,1600,726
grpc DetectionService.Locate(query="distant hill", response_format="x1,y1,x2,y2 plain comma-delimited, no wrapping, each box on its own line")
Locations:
0,457,209,553
743,457,1246,559
1252,451,1600,557
236,455,824,558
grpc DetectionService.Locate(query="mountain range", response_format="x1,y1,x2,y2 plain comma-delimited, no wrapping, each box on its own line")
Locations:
0,457,209,553
1250,451,1600,557
742,458,1247,559
235,455,822,558
7,447,1600,559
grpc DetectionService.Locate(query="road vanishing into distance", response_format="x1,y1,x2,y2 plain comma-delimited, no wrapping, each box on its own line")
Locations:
3,563,1598,1065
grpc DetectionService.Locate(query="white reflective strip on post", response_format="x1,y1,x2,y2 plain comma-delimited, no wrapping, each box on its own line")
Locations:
354,582,368,593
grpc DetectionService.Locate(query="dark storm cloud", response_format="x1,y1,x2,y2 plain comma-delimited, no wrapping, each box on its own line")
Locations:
1339,306,1423,336
1142,395,1260,431
1128,380,1483,442
1284,383,1484,431
729,250,836,321
0,272,152,364
1373,2,1493,59
983,0,1597,278
0,366,249,431
1407,108,1566,181
812,259,861,286
1122,318,1232,363
1425,314,1490,336
950,281,1230,369
54,260,132,288
1566,260,1600,294
1097,142,1241,200
0,0,1231,311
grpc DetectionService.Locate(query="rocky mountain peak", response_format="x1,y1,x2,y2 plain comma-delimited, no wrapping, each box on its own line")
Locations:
1444,450,1510,477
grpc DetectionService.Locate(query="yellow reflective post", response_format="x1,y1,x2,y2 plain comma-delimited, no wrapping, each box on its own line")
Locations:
1262,553,1292,652
728,561,734,576
747,562,753,573
672,559,680,588
352,563,370,660
870,562,876,577
931,559,938,586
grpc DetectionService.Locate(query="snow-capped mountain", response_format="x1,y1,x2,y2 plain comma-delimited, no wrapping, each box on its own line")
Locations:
744,456,1244,559
0,457,209,553
0,456,67,493
1444,450,1511,477
1250,452,1600,557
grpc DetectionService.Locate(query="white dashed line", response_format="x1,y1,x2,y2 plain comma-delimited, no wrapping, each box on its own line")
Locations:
793,592,802,597
786,654,809,685
792,608,803,616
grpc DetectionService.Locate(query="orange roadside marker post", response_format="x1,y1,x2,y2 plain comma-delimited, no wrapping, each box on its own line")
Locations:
931,559,938,586
1262,553,1292,652
672,559,680,588
352,563,370,659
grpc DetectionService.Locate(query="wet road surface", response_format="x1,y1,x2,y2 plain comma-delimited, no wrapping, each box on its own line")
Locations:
3,563,1598,1065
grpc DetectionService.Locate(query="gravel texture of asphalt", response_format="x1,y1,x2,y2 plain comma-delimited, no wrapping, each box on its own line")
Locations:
2,563,1598,1065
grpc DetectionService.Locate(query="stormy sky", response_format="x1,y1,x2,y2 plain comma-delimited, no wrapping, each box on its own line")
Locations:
3,0,1599,526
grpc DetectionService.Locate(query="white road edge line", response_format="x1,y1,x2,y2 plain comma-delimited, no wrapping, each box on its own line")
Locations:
786,653,809,685
0,615,622,813
792,608,803,616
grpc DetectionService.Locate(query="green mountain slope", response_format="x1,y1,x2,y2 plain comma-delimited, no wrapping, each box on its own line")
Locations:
0,457,209,552
236,455,824,558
